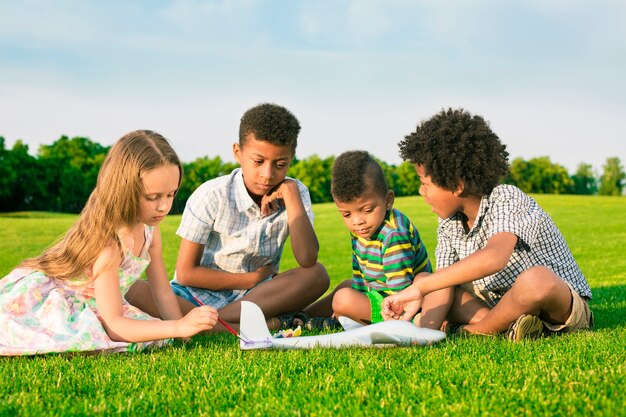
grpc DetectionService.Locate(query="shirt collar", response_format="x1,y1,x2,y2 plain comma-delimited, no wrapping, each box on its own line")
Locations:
439,193,490,236
233,168,257,213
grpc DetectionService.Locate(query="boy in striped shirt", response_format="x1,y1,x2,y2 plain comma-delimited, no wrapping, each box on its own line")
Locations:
305,151,444,328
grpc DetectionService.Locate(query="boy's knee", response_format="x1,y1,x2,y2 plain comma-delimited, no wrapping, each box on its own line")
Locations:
311,262,330,291
332,288,353,315
515,266,564,303
305,262,330,292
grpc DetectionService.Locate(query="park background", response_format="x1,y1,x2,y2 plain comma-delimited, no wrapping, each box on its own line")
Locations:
1,195,625,416
0,133,624,214
2,1,625,416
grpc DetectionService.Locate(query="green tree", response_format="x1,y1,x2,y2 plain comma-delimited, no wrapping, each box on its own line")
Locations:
38,136,109,212
571,163,598,195
598,157,625,196
507,156,573,194
506,158,532,192
394,161,421,197
288,155,334,203
0,140,47,212
176,156,238,213
0,137,14,205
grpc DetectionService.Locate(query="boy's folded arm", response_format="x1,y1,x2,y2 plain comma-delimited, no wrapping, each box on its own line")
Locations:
418,232,518,295
280,181,319,267
175,238,267,290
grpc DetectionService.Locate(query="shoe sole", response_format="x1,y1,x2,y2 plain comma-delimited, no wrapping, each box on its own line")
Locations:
508,314,544,342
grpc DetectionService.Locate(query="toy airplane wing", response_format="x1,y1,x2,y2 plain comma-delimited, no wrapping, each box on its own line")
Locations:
239,301,445,350
338,316,363,331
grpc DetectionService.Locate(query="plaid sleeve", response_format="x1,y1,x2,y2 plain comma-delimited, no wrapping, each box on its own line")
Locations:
176,183,218,244
435,223,458,271
488,186,541,248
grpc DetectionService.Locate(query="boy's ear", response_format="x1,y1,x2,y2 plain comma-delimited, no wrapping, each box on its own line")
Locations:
454,181,465,197
232,143,241,163
385,190,395,210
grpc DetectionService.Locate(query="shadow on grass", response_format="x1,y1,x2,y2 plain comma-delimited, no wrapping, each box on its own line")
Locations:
589,284,626,329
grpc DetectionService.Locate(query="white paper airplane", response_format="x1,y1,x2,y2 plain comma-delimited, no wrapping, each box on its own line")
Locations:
238,301,446,350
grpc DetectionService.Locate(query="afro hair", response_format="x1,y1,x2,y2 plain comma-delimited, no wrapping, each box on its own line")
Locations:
398,108,509,196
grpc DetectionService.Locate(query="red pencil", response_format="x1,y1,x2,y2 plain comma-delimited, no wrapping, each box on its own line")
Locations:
191,294,245,341
217,317,242,339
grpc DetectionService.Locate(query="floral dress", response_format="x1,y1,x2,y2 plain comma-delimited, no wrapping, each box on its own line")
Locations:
0,225,170,356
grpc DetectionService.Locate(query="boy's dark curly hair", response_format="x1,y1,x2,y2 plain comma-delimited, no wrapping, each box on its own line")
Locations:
331,150,388,202
398,108,509,196
239,103,301,153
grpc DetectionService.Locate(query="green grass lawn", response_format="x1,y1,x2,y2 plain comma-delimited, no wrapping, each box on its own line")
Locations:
1,195,625,416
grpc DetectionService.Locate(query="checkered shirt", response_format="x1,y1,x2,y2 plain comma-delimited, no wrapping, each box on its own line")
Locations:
172,168,314,305
435,184,592,304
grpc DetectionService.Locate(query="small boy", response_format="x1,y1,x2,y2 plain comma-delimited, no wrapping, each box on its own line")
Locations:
381,108,593,341
145,103,329,330
304,151,440,328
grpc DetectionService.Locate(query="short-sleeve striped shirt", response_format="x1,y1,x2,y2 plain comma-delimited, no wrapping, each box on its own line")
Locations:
172,168,314,303
435,184,592,303
352,208,432,294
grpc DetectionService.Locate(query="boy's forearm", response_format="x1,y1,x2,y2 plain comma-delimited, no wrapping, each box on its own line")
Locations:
281,185,319,266
416,244,510,295
176,266,256,290
288,215,319,266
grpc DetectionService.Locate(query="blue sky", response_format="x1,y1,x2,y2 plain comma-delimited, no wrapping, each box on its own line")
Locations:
1,0,625,172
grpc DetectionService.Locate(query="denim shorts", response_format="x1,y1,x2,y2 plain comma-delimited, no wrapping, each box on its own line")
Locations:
170,275,274,309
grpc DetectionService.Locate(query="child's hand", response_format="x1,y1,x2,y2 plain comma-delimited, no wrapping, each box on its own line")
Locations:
381,285,424,321
177,306,218,337
260,179,298,217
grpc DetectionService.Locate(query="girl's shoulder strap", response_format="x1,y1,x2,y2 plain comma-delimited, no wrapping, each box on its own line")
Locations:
144,224,155,247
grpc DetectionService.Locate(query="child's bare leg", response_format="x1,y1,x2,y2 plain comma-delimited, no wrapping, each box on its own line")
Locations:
217,262,330,324
303,279,352,317
464,266,572,335
125,280,196,318
332,287,372,324
418,288,455,330
445,287,491,325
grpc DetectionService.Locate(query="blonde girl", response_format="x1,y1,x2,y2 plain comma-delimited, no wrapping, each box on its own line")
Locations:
0,130,217,356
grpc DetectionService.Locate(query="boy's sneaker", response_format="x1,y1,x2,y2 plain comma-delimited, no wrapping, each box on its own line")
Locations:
443,322,470,337
507,314,545,342
305,316,342,331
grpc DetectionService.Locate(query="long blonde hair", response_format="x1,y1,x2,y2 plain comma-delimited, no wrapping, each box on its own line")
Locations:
21,130,182,281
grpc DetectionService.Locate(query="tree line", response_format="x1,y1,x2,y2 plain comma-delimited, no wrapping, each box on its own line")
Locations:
1,136,624,214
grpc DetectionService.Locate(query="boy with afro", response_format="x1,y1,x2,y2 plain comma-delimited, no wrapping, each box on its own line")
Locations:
304,151,445,328
381,108,593,341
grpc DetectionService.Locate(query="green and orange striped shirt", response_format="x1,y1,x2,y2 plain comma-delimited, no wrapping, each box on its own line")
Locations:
351,208,431,294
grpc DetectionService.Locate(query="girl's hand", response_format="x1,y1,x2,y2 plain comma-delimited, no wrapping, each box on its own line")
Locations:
381,285,424,321
176,306,218,337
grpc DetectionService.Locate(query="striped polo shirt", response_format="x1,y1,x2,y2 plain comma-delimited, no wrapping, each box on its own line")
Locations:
351,208,432,293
